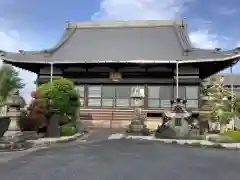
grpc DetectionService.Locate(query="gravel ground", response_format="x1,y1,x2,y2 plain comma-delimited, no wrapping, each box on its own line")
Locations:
0,138,240,180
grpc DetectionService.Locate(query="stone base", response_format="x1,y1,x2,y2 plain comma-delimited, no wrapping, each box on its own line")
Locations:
126,124,150,136
4,131,39,142
0,140,33,151
0,131,38,151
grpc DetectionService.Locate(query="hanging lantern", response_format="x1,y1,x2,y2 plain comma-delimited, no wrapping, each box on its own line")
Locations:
109,71,121,82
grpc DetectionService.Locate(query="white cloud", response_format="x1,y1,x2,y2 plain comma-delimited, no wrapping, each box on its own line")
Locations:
92,0,228,50
189,30,221,49
92,0,190,21
0,22,36,103
217,7,237,15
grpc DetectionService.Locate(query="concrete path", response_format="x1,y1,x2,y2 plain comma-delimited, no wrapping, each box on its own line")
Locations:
85,128,125,142
0,138,240,180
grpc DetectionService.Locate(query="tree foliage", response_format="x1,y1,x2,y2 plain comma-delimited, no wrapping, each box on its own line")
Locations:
36,78,80,122
0,64,24,105
199,76,235,125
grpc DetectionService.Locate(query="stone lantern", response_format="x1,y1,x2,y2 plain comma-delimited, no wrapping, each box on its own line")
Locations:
126,87,149,135
158,98,192,137
5,91,22,135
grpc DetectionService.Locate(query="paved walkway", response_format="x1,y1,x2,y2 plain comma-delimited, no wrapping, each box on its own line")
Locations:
85,128,125,142
1,138,240,180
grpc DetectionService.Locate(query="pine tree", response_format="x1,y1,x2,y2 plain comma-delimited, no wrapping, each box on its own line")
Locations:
199,76,235,133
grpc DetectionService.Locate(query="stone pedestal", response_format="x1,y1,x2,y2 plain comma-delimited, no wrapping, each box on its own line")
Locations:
155,99,193,138
4,107,21,137
4,91,23,137
126,94,150,135
47,114,60,137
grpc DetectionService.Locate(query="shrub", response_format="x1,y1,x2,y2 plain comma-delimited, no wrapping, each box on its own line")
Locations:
60,124,76,136
18,99,48,132
36,78,80,124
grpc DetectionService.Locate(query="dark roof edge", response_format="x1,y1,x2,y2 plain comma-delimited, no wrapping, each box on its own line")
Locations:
2,54,240,64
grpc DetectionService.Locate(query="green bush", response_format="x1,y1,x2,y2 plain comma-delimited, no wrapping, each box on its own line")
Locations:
220,130,240,141
36,78,80,124
60,124,77,136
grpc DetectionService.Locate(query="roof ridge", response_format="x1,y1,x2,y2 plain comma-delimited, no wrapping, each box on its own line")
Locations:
67,20,184,29
173,24,190,52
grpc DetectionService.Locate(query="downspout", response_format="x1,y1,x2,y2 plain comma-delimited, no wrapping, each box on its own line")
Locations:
176,60,179,98
50,62,54,83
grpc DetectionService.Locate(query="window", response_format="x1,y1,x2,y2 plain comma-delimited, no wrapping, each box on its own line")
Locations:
160,100,171,108
148,99,159,108
148,86,172,108
88,86,101,106
116,86,130,98
102,86,115,107
185,86,199,109
160,86,172,108
160,86,171,100
116,99,129,106
148,86,160,108
88,99,101,106
86,85,145,107
116,86,130,107
88,86,101,98
174,86,186,99
186,86,198,99
102,86,115,98
148,86,160,98
186,100,198,108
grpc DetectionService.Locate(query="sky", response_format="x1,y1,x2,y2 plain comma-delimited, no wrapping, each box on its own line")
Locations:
0,0,240,102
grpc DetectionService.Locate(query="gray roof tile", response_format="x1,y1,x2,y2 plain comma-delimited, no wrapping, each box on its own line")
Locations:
0,20,239,65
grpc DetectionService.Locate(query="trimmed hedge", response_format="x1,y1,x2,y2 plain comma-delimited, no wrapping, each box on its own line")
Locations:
60,124,77,136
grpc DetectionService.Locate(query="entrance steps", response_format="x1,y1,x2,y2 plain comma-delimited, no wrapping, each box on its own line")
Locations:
80,108,163,130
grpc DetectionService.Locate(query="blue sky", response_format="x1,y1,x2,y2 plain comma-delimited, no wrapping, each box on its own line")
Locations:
0,0,239,101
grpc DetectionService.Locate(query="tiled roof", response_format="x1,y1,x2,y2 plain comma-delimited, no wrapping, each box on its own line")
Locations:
0,20,239,65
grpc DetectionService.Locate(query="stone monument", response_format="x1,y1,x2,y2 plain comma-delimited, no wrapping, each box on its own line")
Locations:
156,98,192,138
5,91,23,136
126,87,150,135
46,99,60,137
1,91,36,150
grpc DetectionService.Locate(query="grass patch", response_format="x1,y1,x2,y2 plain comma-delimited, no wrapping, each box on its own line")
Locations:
154,132,205,140
220,130,240,142
60,123,77,136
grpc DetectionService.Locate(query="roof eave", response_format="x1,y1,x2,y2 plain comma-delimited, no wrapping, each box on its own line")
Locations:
1,55,239,65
